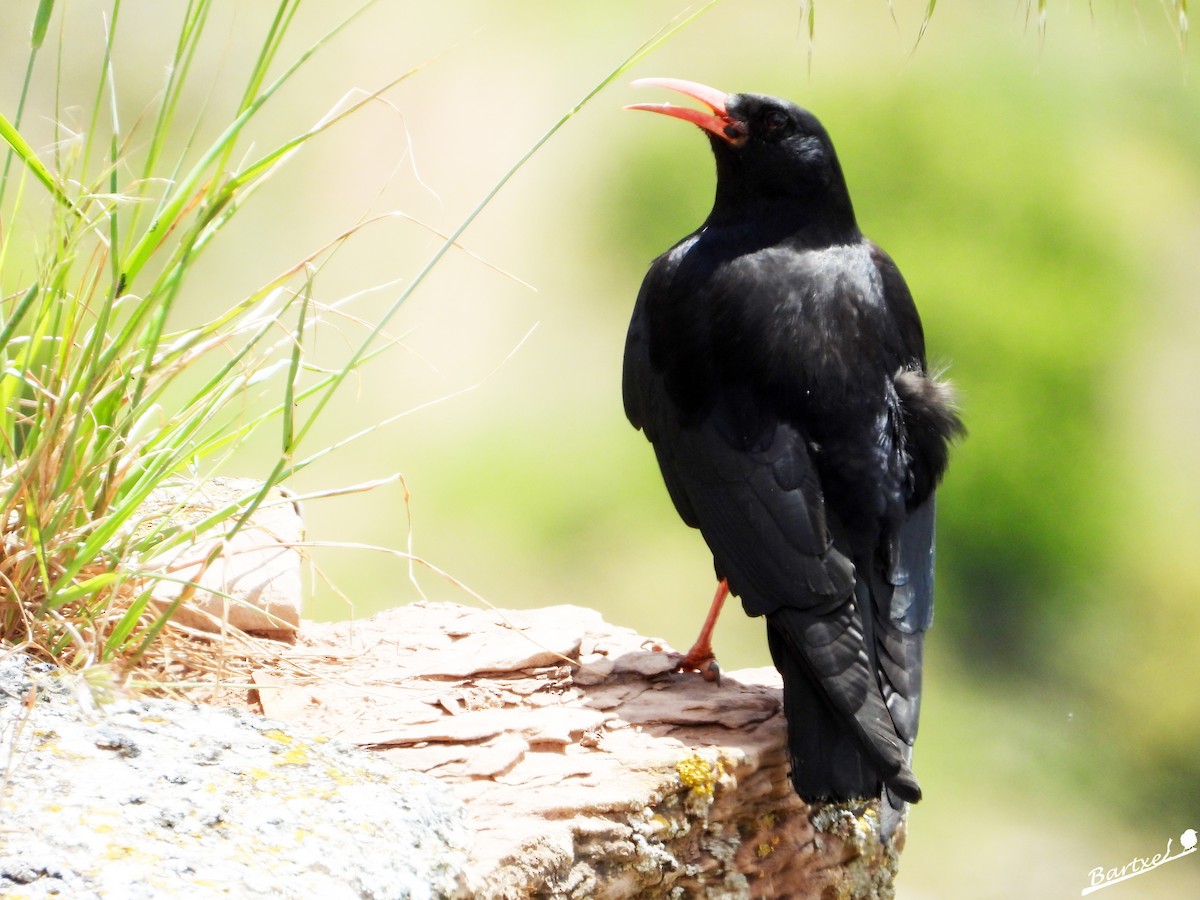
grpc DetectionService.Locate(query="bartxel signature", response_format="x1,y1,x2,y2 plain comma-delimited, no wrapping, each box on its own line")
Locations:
1081,828,1197,895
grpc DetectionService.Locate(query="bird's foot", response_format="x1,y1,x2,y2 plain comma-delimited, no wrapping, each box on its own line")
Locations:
675,648,721,684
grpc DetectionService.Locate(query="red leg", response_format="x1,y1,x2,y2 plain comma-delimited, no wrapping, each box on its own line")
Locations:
676,579,729,682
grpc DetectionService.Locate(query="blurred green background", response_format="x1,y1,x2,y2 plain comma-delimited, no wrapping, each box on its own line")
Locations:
3,1,1199,896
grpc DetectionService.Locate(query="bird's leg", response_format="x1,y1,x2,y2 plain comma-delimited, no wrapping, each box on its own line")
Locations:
676,579,729,683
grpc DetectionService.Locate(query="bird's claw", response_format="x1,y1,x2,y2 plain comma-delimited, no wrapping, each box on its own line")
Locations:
675,653,721,685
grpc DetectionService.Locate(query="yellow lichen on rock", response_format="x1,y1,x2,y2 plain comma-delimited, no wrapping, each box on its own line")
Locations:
675,752,720,798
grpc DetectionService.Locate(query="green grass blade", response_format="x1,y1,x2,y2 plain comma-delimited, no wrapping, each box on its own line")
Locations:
236,0,301,116
42,572,123,612
126,0,213,245
103,585,151,655
282,281,310,455
81,0,121,191
0,284,42,352
31,0,55,49
0,0,56,206
0,111,78,213
226,62,429,194
914,0,937,50
120,0,379,287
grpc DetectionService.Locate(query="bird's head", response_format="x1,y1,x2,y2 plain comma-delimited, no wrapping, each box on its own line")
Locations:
627,78,857,240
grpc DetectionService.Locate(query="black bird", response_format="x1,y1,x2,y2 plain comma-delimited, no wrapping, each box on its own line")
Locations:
622,78,963,827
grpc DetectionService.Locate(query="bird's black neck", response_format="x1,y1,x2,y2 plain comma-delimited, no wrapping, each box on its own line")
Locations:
705,150,861,249
703,194,861,251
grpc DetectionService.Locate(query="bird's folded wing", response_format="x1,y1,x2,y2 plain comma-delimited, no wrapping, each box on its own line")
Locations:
655,397,853,616
658,408,915,786
627,346,918,792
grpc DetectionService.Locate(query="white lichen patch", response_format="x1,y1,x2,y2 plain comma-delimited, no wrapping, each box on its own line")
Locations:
0,654,469,899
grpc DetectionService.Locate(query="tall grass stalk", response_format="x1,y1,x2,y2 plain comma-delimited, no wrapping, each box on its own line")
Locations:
0,0,391,670
0,0,718,677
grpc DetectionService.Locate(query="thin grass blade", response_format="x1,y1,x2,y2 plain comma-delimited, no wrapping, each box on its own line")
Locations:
31,0,55,49
0,111,78,213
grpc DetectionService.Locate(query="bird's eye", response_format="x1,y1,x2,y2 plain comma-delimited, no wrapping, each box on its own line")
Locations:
762,109,789,135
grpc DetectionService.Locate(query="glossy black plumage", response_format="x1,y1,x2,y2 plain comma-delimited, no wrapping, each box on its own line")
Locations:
623,83,963,822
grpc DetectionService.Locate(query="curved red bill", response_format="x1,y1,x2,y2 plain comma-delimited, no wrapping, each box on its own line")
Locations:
626,77,742,143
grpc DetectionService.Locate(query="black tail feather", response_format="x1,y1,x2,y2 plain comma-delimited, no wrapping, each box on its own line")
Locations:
766,610,921,806
767,622,879,799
